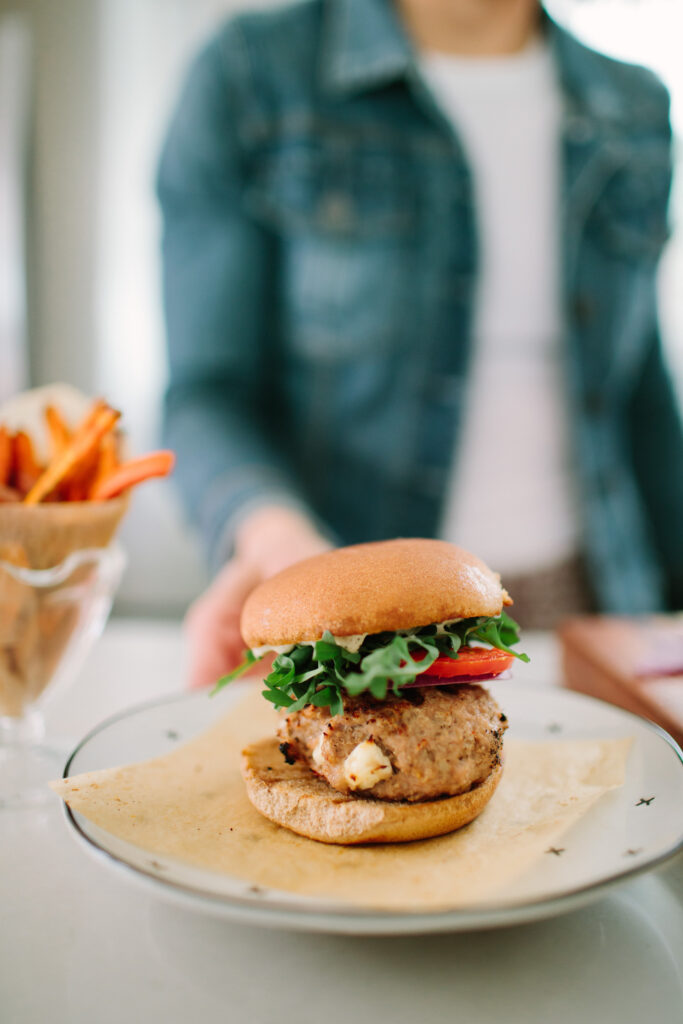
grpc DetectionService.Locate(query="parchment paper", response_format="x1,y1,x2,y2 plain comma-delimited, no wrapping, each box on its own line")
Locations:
51,689,631,910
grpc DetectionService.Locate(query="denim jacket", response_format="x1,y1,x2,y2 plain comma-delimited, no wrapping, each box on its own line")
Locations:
158,0,683,611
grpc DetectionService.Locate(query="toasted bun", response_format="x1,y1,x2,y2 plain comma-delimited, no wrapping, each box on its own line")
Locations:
241,737,502,845
241,538,511,648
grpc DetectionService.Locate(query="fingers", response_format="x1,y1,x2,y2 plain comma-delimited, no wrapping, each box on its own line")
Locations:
184,557,261,690
186,617,244,690
236,505,331,579
184,510,334,691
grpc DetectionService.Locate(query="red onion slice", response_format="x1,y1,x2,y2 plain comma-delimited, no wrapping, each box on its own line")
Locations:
402,670,512,688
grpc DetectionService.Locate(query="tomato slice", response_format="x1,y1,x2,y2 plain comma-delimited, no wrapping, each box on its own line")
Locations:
413,647,514,678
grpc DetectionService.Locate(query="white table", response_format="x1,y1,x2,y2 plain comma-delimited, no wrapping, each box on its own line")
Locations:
2,621,682,1024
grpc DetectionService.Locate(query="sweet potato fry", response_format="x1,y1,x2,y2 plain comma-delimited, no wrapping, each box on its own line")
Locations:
61,447,101,501
13,431,43,496
75,397,107,432
0,427,11,485
62,405,121,500
45,405,72,458
56,399,112,499
90,450,175,501
88,432,119,498
24,405,120,505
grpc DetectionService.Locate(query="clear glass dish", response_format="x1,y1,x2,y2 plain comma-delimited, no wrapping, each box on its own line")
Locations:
0,543,126,808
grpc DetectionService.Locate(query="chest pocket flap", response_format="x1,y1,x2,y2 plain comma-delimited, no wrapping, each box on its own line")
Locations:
245,136,418,238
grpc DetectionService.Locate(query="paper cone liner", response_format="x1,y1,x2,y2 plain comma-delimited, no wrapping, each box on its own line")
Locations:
0,497,128,716
0,496,128,571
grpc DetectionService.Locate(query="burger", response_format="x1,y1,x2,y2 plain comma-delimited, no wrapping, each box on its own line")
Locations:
214,538,528,845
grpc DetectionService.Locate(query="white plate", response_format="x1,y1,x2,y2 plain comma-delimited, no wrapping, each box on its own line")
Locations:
61,683,683,934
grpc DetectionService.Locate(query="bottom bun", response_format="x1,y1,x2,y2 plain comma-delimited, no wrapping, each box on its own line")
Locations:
241,737,503,845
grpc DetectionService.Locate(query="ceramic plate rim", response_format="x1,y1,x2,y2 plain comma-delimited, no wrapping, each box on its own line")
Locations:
61,686,683,934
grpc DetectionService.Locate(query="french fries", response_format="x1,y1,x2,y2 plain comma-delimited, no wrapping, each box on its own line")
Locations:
62,448,101,502
0,389,170,718
24,405,121,504
45,404,71,458
90,451,175,501
88,432,118,498
0,427,11,485
47,400,111,500
0,396,175,504
13,432,43,495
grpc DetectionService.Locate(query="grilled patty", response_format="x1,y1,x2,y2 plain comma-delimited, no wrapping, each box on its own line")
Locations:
277,684,507,802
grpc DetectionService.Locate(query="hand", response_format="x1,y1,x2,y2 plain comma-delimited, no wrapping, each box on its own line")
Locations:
185,506,331,689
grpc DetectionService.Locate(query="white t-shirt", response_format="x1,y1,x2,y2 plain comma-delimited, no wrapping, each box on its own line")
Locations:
421,39,580,575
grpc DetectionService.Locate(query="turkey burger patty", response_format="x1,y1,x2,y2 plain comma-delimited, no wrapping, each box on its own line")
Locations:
278,684,508,802
216,539,528,845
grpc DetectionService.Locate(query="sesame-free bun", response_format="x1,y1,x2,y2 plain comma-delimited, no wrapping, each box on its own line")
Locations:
241,538,511,649
242,737,502,844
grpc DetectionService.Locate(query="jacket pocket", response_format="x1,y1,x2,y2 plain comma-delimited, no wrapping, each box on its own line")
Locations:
246,136,419,360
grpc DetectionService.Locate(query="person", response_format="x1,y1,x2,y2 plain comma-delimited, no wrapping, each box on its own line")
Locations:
157,0,683,689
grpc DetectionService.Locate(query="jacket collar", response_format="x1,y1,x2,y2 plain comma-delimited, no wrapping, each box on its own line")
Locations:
321,0,411,95
321,0,635,128
547,16,633,128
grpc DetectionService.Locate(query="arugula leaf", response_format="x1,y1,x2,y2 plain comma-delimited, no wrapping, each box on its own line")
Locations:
211,648,261,695
328,687,345,716
468,610,530,663
261,688,294,708
314,632,361,665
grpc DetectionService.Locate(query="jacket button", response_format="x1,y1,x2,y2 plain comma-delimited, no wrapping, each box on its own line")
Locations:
572,295,594,326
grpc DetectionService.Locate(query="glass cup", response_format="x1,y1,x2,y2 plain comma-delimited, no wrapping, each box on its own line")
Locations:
0,543,126,808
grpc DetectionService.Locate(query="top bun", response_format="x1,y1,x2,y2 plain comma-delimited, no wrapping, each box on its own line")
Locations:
241,538,511,648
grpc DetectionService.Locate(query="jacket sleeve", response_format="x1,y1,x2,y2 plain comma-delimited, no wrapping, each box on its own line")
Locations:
157,29,314,572
625,75,683,609
628,324,683,608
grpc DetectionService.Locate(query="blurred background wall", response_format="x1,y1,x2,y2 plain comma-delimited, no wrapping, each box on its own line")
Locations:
0,0,681,617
